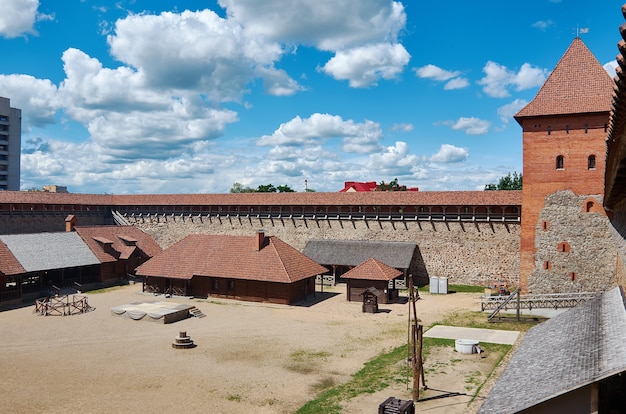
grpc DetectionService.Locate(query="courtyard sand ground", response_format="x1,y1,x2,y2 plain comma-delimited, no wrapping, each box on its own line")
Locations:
0,285,500,413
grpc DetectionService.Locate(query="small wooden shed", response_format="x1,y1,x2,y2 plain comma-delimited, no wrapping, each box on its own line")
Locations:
341,258,403,304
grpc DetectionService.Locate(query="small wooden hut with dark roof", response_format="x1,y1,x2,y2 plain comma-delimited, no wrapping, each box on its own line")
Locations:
341,258,402,303
135,231,327,305
302,239,420,285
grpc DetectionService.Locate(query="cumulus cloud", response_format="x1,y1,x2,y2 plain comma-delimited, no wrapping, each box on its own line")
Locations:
415,64,468,90
366,141,420,172
0,0,39,38
443,117,490,135
219,0,407,51
444,77,470,90
321,43,410,87
0,74,60,128
604,60,618,78
478,61,548,98
415,64,460,81
430,144,469,163
257,113,383,153
497,99,528,124
107,9,293,101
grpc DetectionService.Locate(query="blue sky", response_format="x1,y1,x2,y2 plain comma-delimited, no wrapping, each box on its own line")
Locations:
0,0,623,194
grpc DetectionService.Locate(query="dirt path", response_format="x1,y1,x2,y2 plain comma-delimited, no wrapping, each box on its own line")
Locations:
0,285,484,413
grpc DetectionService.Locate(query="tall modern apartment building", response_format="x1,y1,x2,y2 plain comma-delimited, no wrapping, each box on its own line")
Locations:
0,97,21,190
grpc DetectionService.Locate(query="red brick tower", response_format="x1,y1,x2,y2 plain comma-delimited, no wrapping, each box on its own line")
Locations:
515,38,614,292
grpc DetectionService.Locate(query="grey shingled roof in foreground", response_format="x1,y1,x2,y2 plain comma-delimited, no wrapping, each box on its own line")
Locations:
478,287,626,414
0,232,100,272
302,239,416,269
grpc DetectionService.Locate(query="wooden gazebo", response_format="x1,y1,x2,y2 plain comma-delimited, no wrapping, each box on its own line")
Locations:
341,258,402,304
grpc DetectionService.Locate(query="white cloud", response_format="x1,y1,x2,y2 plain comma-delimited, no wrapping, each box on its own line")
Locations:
444,77,469,90
531,20,553,31
391,123,414,132
0,0,39,38
0,74,60,128
497,99,528,124
321,43,410,87
445,117,490,135
415,64,468,90
107,9,293,101
366,141,420,172
415,64,460,81
257,113,383,153
218,0,407,51
430,144,469,163
478,61,548,98
604,60,618,78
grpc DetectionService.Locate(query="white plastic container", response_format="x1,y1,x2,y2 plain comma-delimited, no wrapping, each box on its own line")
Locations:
455,339,479,354
429,277,439,294
438,277,448,294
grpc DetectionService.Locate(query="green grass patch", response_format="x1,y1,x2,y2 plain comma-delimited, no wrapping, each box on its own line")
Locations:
296,303,527,413
432,310,543,332
296,345,408,414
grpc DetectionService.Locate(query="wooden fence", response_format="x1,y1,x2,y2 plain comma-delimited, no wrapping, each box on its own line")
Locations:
34,295,94,316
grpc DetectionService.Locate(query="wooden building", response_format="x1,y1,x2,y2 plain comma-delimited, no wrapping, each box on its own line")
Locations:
302,239,419,284
342,258,402,304
135,231,327,305
0,222,161,304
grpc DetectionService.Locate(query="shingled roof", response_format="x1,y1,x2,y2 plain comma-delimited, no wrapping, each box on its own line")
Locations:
0,240,25,276
0,189,521,207
341,258,402,281
302,239,416,270
135,233,327,283
515,37,614,120
478,287,626,413
0,232,100,272
74,226,162,263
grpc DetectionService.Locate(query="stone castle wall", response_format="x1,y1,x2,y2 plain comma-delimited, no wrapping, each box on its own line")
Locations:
127,215,520,287
0,213,108,234
530,191,619,293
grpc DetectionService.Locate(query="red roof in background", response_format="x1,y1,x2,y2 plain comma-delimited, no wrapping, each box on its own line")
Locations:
340,181,378,192
74,226,162,263
341,258,402,281
0,240,25,276
135,233,327,283
515,37,614,120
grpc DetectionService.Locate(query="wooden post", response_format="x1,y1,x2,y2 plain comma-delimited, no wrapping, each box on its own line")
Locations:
412,324,419,401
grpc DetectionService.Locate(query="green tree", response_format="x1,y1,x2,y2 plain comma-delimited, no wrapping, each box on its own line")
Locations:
484,172,522,190
376,178,407,191
256,184,278,193
276,185,295,193
229,182,255,193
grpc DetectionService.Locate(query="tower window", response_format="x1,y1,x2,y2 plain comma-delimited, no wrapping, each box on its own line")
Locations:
556,155,564,170
586,201,595,212
588,155,596,170
543,261,552,270
557,242,571,253
542,220,549,231
569,272,577,281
